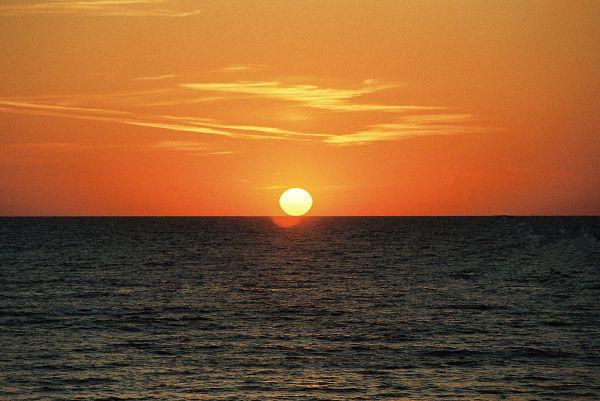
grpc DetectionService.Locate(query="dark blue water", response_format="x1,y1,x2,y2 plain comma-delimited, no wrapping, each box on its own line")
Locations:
1,217,599,400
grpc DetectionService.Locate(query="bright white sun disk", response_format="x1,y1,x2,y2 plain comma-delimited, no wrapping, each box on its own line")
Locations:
279,188,313,216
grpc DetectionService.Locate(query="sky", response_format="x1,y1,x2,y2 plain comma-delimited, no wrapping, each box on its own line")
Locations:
0,0,598,216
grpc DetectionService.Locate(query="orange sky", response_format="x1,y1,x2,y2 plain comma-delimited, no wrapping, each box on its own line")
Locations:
0,0,598,215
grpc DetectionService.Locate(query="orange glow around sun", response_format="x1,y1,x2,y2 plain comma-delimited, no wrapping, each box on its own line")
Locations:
0,1,598,216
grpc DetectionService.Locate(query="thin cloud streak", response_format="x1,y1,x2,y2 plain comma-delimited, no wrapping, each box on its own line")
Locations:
0,100,129,116
142,115,326,141
133,74,178,81
0,83,491,146
0,99,489,146
153,140,214,152
0,99,320,142
216,64,270,73
6,78,437,115
199,122,328,139
181,81,440,112
129,121,310,141
140,95,234,107
324,114,490,144
11,88,240,108
0,0,201,17
152,140,236,156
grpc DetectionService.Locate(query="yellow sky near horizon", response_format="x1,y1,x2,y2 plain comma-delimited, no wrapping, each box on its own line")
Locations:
0,0,598,215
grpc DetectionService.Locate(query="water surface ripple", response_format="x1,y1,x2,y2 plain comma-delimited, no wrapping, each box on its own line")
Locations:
1,217,599,400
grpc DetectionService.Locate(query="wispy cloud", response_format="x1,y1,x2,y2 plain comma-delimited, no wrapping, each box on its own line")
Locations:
0,1,201,17
216,64,270,73
0,76,492,147
153,140,211,152
0,98,324,142
0,97,491,147
180,81,439,112
128,119,322,141
152,140,236,156
133,74,178,81
127,121,250,139
140,95,233,107
12,87,235,108
0,100,132,127
324,114,489,145
198,121,327,140
0,99,128,116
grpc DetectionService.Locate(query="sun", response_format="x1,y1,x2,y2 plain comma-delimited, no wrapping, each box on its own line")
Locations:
279,188,313,216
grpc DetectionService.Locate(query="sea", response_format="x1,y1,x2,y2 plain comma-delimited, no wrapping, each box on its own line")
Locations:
1,217,599,400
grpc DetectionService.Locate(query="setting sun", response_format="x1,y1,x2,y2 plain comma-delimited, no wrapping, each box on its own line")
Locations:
1,2,598,400
279,188,313,216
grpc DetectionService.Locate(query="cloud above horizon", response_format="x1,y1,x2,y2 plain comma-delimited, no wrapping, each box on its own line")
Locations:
0,74,491,147
0,99,325,143
215,64,270,73
133,74,179,81
152,140,237,156
180,81,441,112
0,0,201,17
325,114,490,145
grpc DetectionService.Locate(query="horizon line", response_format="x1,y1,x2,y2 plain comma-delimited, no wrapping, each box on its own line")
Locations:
0,215,598,218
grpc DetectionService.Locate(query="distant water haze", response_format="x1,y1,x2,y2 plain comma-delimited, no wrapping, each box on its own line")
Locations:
1,217,599,399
